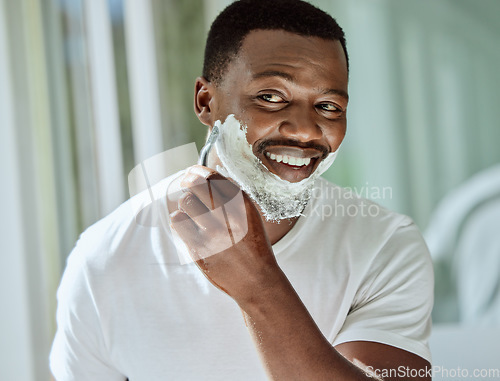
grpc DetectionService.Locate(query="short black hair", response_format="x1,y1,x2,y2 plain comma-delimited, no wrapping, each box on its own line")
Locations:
202,0,348,85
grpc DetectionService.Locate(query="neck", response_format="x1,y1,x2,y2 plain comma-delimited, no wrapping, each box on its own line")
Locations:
261,213,299,245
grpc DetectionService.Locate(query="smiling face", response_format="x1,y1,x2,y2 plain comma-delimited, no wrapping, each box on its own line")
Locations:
196,29,349,184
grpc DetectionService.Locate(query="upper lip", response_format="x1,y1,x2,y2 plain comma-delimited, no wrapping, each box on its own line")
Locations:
262,145,324,160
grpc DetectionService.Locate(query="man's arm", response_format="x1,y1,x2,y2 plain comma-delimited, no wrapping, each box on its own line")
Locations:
239,267,372,380
336,342,431,380
239,269,430,380
170,166,431,380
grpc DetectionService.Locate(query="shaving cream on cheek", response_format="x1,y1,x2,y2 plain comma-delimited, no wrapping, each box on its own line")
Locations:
213,115,339,221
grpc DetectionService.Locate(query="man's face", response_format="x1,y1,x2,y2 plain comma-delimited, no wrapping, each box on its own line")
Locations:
209,29,349,183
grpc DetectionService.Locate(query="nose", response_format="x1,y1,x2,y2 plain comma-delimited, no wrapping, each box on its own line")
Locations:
278,104,323,142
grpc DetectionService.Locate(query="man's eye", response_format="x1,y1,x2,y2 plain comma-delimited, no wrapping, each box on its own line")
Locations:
259,94,284,103
317,103,340,112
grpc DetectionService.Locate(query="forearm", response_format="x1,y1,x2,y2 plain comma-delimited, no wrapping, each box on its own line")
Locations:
238,270,371,381
169,167,384,379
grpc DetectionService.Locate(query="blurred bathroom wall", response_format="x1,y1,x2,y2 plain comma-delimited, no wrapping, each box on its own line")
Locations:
1,0,499,379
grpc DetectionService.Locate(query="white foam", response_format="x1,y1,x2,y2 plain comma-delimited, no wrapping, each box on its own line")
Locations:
214,115,339,221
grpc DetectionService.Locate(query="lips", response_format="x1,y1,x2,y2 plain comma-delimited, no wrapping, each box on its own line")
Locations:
260,145,323,183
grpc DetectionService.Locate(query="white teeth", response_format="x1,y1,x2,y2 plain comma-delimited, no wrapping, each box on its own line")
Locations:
265,152,312,167
266,152,278,161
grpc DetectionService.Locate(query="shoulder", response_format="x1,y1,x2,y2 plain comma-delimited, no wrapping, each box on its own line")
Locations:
67,172,182,273
304,177,432,275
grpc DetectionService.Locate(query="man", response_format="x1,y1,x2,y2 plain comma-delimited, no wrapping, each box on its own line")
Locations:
50,1,433,380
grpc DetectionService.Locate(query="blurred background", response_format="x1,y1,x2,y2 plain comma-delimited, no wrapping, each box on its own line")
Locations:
1,0,499,380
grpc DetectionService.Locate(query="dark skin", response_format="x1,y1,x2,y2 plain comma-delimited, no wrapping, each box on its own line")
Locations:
170,30,431,380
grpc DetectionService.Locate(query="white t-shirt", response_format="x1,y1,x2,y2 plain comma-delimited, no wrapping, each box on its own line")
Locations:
50,175,433,381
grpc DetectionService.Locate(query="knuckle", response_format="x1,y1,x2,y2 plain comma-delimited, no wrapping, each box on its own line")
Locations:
188,165,218,179
180,173,205,189
178,191,194,208
170,210,189,225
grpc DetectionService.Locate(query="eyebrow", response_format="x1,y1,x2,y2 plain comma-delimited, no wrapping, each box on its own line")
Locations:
321,88,349,101
252,70,349,101
252,70,294,82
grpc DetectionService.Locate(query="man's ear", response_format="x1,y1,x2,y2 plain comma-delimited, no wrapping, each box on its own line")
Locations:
194,76,216,127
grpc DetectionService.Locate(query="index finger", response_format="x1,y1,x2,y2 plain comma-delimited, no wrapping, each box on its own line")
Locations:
181,166,241,209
